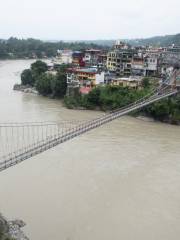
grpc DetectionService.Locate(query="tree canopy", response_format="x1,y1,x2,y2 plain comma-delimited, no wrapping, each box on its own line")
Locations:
0,37,107,59
21,69,34,86
21,61,68,98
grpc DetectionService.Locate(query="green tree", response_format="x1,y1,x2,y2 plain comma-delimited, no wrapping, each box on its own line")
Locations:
148,100,170,120
142,77,150,88
51,72,67,97
86,87,101,106
31,60,48,76
21,69,34,86
56,64,71,73
35,73,53,96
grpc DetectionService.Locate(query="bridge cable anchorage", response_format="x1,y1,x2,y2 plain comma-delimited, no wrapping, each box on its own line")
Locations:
0,72,179,172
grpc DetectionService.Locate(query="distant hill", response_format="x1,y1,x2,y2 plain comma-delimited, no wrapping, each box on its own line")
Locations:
68,40,115,47
0,33,179,59
0,37,107,59
126,33,180,47
76,33,180,47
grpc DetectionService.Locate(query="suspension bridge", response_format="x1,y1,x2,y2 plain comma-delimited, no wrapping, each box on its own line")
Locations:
0,70,179,172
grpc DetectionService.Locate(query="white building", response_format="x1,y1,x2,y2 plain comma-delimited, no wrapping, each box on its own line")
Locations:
95,72,105,85
56,50,73,64
144,54,158,76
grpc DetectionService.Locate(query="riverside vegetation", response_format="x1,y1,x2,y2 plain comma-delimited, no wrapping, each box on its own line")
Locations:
19,61,180,125
20,60,67,98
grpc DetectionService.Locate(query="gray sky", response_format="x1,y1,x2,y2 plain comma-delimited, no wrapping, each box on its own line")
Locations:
0,0,179,40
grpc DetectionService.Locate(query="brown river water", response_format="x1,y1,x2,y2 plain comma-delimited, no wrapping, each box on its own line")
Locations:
0,60,180,240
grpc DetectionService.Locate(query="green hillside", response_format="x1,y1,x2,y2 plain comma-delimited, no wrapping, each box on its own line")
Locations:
80,33,180,47
126,33,180,46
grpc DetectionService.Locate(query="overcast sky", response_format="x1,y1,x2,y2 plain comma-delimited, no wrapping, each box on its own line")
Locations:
0,0,179,40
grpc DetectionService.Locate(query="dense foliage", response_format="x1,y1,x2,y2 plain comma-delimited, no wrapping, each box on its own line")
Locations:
21,69,34,86
51,71,67,97
64,85,180,124
0,37,107,59
64,86,148,110
21,60,67,97
144,95,180,124
31,60,48,75
35,73,54,96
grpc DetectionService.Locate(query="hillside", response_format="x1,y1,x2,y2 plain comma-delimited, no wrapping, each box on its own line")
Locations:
126,33,180,46
0,37,107,59
80,33,180,47
0,33,179,59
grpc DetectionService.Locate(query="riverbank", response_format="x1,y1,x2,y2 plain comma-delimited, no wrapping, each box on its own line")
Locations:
13,59,180,125
64,86,180,125
0,214,28,240
13,83,180,125
13,84,38,94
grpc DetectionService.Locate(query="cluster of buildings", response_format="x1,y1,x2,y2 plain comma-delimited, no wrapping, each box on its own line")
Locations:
54,49,107,68
49,40,180,95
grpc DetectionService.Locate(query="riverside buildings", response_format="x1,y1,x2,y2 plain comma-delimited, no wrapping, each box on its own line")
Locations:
66,67,105,95
106,40,161,77
84,49,102,67
58,40,180,95
106,41,134,76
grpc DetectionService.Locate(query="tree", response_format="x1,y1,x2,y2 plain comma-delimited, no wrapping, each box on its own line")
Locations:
35,73,53,96
21,69,34,86
56,64,70,73
86,87,101,105
142,77,150,88
149,100,170,120
31,60,48,76
51,72,67,97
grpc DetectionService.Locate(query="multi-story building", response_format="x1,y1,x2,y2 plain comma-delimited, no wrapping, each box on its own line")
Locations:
72,51,85,67
161,45,180,68
107,46,135,76
55,50,73,64
67,67,105,94
84,49,102,66
144,54,158,76
111,76,143,89
97,52,108,69
131,55,145,76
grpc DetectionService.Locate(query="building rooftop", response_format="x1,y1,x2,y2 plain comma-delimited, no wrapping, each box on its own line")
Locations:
112,76,143,82
85,49,102,53
68,67,98,74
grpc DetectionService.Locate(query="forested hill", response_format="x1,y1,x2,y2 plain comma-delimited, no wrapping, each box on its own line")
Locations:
126,33,180,46
80,33,180,47
0,37,108,59
0,34,179,59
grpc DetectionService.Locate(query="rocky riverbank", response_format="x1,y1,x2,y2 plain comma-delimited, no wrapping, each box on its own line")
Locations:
0,214,29,240
13,84,38,94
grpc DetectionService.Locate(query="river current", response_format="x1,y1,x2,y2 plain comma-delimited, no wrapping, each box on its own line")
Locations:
0,60,180,240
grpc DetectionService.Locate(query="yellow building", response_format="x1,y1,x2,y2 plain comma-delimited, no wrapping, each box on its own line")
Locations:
111,76,143,89
67,68,105,88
